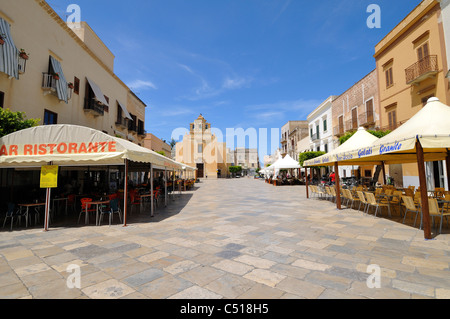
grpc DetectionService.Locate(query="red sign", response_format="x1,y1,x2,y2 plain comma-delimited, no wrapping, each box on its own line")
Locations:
0,141,117,156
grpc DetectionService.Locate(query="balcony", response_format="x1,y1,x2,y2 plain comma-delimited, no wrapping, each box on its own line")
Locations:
84,98,104,117
115,117,129,129
405,55,438,85
345,119,358,132
333,124,345,137
41,73,57,96
358,110,375,127
311,132,320,141
380,119,409,132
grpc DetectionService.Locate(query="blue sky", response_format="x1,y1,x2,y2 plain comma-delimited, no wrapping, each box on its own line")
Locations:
49,0,421,161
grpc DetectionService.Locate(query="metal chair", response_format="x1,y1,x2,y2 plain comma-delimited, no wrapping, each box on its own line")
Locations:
401,196,421,227
365,192,390,218
100,198,122,226
356,191,369,213
429,198,450,234
78,198,95,224
2,203,18,231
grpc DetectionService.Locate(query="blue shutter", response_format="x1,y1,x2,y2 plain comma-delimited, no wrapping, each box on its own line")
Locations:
0,18,19,79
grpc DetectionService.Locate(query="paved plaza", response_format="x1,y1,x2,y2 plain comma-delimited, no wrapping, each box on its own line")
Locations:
0,178,449,299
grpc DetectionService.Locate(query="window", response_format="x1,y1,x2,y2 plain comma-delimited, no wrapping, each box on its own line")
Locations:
198,144,203,153
417,42,429,61
0,91,4,108
310,128,313,138
73,77,80,95
324,144,328,153
422,94,435,107
44,110,58,125
323,119,327,132
385,67,393,88
388,110,397,131
138,120,145,135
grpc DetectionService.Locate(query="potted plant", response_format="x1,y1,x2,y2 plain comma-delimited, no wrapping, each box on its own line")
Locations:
0,34,6,45
19,49,29,60
52,72,60,80
68,82,74,89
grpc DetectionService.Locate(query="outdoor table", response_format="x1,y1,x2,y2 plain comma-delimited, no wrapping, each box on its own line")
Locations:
18,203,45,227
87,200,110,226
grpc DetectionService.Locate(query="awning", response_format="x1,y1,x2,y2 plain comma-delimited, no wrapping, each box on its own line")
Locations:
304,127,380,167
86,77,109,106
0,18,19,79
0,124,184,169
118,101,133,120
272,154,301,169
50,56,68,104
332,98,450,165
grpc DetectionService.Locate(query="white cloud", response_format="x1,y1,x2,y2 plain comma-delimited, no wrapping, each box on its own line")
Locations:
127,80,157,91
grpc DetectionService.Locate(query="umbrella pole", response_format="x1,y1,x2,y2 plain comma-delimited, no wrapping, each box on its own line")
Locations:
381,161,387,185
150,165,154,217
123,159,128,227
334,162,342,210
416,141,431,240
305,167,309,199
446,153,450,191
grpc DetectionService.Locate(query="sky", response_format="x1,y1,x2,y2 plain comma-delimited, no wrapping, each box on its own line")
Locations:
48,0,422,162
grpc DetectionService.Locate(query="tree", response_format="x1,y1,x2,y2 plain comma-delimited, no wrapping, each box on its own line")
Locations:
155,150,166,157
338,130,391,145
0,108,40,138
298,151,326,167
229,166,242,177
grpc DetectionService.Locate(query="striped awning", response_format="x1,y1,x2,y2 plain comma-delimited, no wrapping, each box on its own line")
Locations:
50,56,68,104
0,18,19,79
86,77,109,106
118,101,133,120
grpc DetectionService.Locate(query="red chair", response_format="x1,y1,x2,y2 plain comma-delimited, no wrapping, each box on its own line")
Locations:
78,198,95,224
129,190,141,215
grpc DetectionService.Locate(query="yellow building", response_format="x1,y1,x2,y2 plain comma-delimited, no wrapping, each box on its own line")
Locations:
374,0,449,188
176,115,229,179
0,0,146,145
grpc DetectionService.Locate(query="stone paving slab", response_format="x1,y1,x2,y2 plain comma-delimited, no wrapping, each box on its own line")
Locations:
0,178,449,299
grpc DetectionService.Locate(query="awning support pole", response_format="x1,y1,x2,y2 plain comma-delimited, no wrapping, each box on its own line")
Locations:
416,140,431,240
123,159,128,227
381,161,387,185
305,167,309,199
334,162,342,210
164,168,168,207
150,164,154,217
446,153,450,191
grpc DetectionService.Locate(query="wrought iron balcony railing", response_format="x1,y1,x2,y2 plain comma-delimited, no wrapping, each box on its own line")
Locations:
405,55,438,85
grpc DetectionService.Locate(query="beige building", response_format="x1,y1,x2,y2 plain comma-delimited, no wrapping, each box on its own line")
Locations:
374,0,450,188
143,133,172,157
0,0,146,145
280,121,309,158
175,115,229,179
229,148,260,176
332,70,380,139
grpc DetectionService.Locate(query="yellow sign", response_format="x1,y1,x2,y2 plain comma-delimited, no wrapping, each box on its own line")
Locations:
40,165,59,188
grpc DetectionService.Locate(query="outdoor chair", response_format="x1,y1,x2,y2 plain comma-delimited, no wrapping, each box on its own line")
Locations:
129,190,141,215
78,198,95,224
365,192,390,218
356,191,369,214
401,196,421,227
388,191,404,216
2,203,18,231
414,191,421,205
67,194,77,214
344,189,360,210
99,198,122,226
429,198,450,234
